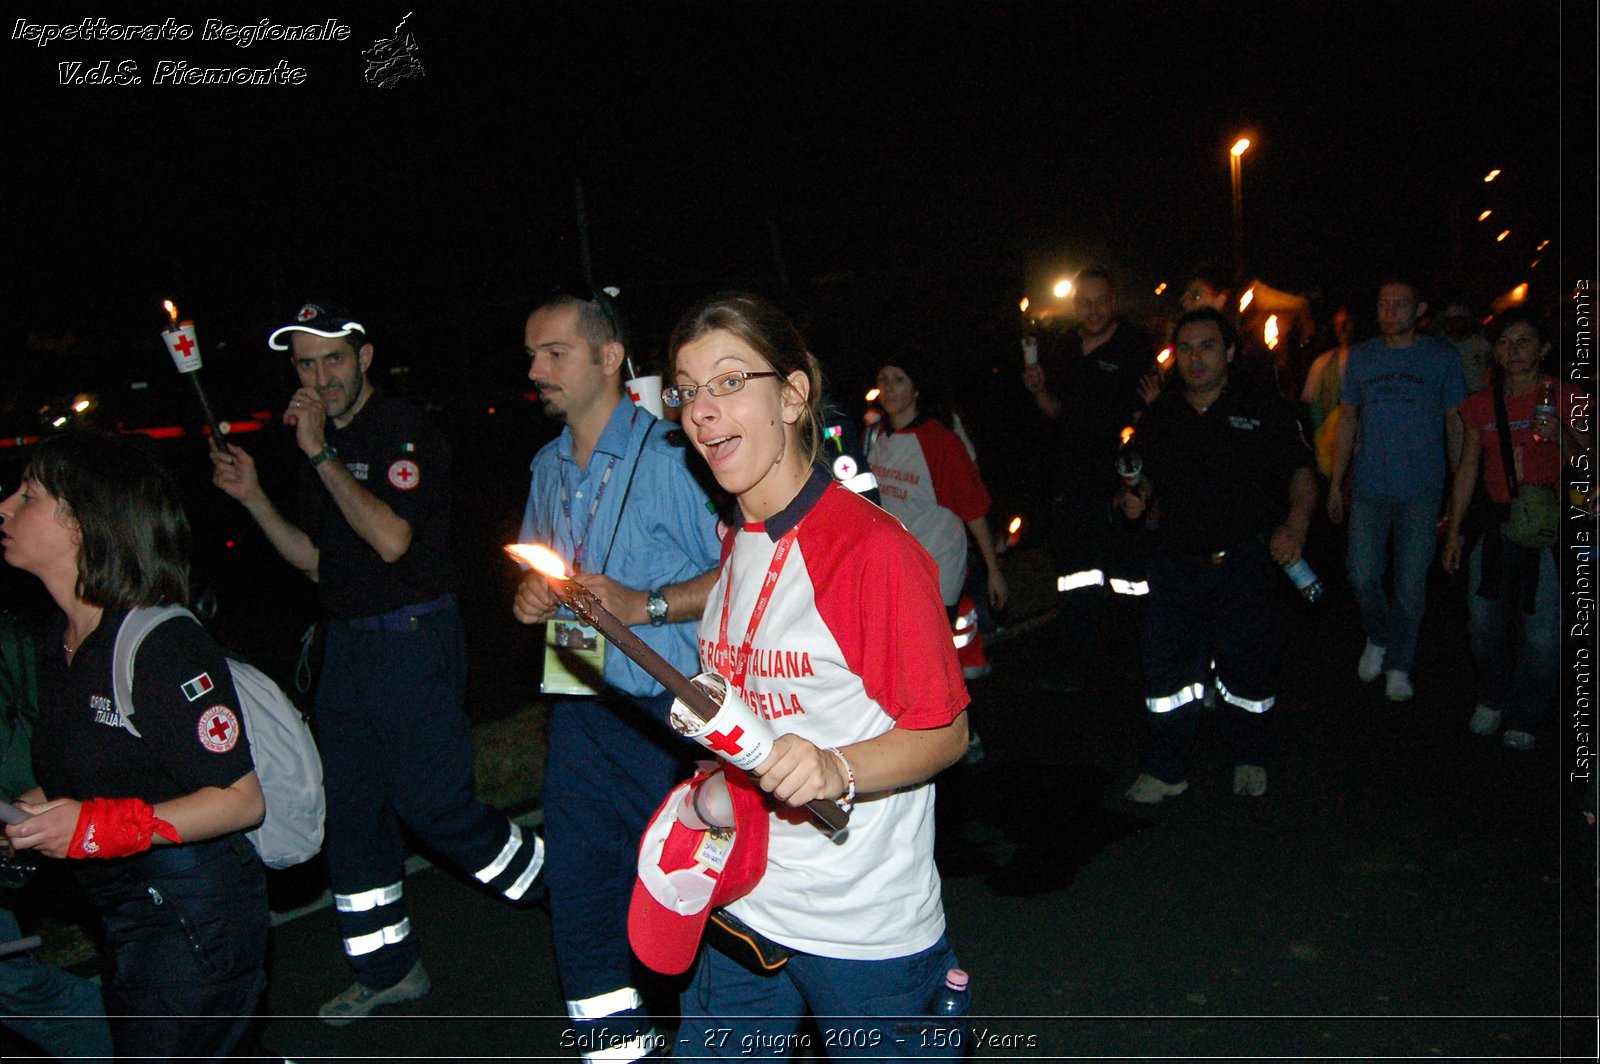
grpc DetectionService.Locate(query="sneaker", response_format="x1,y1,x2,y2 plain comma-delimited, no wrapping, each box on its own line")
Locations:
1125,774,1188,804
319,960,431,1026
1468,703,1502,736
1357,640,1386,682
1383,670,1413,702
1232,764,1268,797
1502,730,1536,751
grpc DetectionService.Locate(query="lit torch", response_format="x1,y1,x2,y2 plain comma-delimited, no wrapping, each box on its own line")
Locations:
505,543,850,838
159,299,226,444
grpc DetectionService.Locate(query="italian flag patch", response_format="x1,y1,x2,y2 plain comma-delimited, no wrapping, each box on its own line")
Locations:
181,672,215,702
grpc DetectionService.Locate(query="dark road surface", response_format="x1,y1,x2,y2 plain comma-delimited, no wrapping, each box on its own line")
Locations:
5,561,1595,1061
245,568,1596,1062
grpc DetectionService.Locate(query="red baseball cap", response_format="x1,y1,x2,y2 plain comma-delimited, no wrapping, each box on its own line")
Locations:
628,768,770,975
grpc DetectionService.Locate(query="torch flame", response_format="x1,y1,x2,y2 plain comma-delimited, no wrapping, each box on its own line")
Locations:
1157,347,1172,365
504,543,570,579
1120,426,1135,446
1007,516,1022,535
163,300,180,328
1264,314,1280,350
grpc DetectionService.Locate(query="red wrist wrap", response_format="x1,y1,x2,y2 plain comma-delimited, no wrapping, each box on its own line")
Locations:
67,798,182,859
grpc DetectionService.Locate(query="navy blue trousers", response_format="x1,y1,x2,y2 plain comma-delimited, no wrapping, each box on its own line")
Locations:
317,602,539,989
79,834,267,1062
1140,543,1281,783
545,691,690,1036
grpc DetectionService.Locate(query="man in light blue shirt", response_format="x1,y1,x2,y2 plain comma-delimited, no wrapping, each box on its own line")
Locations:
514,287,721,1060
1328,278,1466,701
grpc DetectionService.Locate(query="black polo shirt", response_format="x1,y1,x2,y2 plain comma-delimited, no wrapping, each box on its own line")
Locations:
1138,382,1313,556
297,388,462,619
1035,320,1155,499
33,611,254,806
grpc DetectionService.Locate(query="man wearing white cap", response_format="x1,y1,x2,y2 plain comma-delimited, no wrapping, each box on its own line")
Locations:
211,301,545,1024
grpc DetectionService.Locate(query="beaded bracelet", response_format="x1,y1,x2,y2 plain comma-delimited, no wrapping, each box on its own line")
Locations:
825,746,856,813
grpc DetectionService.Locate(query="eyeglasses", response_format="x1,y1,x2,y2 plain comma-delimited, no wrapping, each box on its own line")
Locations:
662,371,781,407
550,283,622,343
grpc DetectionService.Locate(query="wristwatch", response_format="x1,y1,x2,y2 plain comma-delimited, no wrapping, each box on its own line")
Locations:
646,589,669,627
308,443,340,468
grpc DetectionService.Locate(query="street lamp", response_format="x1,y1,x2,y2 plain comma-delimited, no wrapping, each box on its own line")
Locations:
1229,137,1252,277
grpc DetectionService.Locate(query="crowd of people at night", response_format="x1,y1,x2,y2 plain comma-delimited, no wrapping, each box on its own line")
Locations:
0,263,1590,1061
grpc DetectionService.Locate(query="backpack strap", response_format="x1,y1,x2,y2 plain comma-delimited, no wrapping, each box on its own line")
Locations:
1490,377,1521,499
111,605,198,740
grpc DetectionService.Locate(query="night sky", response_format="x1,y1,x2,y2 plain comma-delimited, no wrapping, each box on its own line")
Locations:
3,1,1592,423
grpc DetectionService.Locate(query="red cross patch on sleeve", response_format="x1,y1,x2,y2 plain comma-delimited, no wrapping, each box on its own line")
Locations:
387,459,420,490
197,706,241,753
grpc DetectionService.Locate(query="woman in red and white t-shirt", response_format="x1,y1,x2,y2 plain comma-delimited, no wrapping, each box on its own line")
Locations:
1443,311,1591,750
664,292,970,1056
868,360,1007,615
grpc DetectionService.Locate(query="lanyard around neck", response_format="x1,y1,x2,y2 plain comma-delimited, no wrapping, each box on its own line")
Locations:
716,526,800,690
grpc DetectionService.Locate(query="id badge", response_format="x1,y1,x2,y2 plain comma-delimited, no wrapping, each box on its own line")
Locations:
541,621,607,696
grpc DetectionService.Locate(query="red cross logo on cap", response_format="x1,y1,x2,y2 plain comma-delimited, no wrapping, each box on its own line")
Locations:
297,304,318,321
703,726,745,756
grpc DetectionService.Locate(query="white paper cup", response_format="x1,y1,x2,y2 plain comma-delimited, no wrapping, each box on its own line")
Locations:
627,375,664,418
163,324,203,374
669,672,775,771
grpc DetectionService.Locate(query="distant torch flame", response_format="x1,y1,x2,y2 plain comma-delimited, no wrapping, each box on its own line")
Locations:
865,387,880,402
505,543,570,580
1008,516,1022,536
1264,314,1280,350
1238,288,1254,313
163,300,180,328
1120,426,1135,446
1157,347,1172,365
1019,297,1030,313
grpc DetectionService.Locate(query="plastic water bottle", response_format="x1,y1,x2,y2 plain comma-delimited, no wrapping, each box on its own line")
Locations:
1532,378,1556,443
1281,558,1324,602
928,968,971,1051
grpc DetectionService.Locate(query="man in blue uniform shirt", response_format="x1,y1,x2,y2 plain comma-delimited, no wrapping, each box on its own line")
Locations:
514,287,721,1061
212,301,545,1023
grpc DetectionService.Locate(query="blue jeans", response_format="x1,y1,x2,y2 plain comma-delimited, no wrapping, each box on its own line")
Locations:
1346,492,1440,673
0,905,113,1062
676,935,964,1060
1469,528,1558,735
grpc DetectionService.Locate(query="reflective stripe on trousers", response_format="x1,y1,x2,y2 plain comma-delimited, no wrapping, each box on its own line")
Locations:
1216,676,1275,713
1058,568,1106,592
1109,577,1149,596
1146,682,1206,713
335,881,403,913
344,917,412,957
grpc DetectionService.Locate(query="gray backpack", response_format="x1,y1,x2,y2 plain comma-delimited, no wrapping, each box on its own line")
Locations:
112,606,325,869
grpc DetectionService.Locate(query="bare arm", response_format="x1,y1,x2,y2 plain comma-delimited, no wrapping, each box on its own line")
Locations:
965,515,1008,611
1327,403,1359,523
310,457,414,564
1269,466,1318,566
211,443,320,579
1446,406,1465,473
750,712,970,808
569,568,722,628
9,772,264,858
